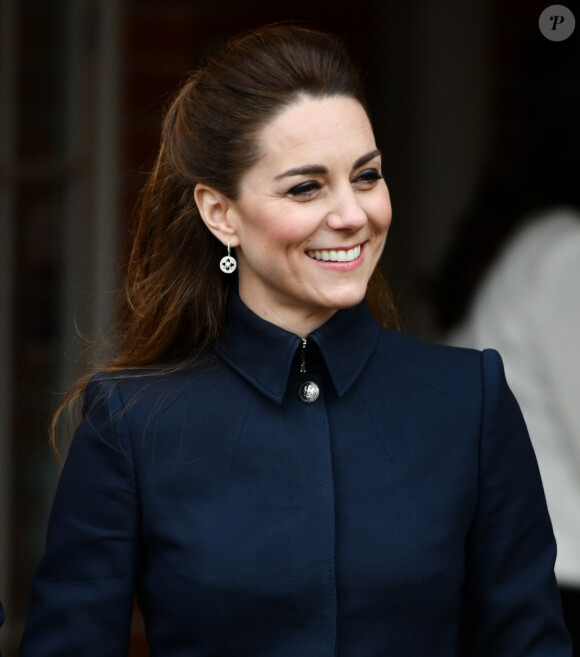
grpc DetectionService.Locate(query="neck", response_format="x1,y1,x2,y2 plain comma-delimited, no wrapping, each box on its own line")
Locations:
238,291,337,338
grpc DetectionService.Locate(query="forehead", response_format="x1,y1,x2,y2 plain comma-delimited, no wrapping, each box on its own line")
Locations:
254,95,376,167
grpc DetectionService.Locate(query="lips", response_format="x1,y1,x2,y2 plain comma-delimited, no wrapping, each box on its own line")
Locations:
306,244,362,263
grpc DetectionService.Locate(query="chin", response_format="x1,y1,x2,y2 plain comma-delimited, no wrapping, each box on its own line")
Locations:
317,286,368,311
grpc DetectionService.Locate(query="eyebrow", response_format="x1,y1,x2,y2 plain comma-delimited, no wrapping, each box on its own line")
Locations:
354,148,382,170
275,148,382,180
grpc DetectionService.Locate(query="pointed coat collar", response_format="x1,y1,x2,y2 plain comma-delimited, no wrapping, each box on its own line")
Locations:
213,289,381,404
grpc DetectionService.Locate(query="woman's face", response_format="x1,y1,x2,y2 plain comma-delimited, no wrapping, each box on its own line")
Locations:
223,95,391,335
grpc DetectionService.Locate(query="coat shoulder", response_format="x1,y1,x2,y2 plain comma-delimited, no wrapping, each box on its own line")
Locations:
83,355,224,415
79,356,252,465
374,330,501,396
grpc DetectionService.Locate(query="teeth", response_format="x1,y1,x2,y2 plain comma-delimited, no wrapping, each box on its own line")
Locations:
307,245,361,262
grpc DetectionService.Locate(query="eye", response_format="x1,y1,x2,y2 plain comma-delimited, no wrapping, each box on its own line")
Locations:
287,180,321,200
354,169,383,187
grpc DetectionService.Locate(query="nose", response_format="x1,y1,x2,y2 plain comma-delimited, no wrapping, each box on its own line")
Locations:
326,186,367,232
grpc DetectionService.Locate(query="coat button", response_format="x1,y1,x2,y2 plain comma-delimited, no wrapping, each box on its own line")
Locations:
298,381,320,403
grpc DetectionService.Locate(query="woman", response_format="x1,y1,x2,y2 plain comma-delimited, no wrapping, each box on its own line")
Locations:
21,25,571,656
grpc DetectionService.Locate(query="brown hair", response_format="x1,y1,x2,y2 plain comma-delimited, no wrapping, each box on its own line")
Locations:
53,24,399,448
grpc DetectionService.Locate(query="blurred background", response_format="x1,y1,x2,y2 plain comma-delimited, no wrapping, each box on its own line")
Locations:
0,0,576,654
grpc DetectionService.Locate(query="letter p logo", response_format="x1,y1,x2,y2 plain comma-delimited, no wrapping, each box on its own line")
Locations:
539,5,576,40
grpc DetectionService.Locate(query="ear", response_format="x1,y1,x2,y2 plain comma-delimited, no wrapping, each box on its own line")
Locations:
194,183,240,247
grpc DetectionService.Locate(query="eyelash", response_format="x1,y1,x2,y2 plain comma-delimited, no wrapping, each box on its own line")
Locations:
287,169,383,199
287,181,321,199
357,169,383,185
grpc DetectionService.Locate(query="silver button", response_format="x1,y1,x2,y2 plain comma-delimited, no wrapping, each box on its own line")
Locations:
298,381,320,403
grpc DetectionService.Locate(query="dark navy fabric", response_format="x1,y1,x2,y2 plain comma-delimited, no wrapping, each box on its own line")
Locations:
20,291,571,656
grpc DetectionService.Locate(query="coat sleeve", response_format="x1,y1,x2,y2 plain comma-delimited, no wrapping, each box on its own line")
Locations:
464,349,572,656
20,375,140,657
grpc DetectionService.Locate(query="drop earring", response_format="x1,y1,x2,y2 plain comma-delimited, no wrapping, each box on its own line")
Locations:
219,241,237,274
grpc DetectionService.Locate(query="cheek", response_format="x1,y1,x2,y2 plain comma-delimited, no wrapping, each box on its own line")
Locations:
242,208,316,250
368,192,392,232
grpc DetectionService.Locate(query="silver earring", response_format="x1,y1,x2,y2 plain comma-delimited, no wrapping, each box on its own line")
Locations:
219,241,237,274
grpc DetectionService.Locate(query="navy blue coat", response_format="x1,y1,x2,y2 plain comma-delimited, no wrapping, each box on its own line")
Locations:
21,291,571,656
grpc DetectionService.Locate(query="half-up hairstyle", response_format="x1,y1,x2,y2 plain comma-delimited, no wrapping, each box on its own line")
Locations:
53,24,399,447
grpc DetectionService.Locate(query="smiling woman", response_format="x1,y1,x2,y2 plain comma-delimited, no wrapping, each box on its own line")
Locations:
20,23,572,657
195,95,392,335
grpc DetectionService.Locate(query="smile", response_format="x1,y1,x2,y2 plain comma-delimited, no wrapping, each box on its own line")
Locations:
306,244,362,263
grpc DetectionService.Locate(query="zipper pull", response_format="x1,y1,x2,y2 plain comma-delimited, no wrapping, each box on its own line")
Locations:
299,338,307,373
